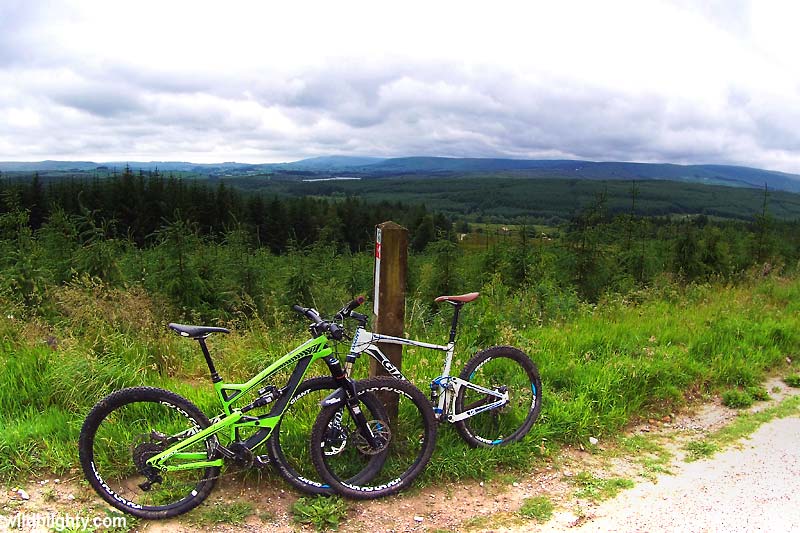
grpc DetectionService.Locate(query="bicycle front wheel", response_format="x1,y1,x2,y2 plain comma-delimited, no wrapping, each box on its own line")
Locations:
79,387,220,519
267,376,388,495
454,346,542,447
309,377,437,499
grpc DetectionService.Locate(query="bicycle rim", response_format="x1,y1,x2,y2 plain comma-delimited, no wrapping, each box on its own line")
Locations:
310,377,437,499
80,387,219,519
455,347,542,446
267,377,388,495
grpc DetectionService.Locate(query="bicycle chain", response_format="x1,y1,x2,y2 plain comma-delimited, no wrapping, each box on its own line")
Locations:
181,445,273,484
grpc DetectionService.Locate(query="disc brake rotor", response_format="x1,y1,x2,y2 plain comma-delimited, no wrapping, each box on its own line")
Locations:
354,420,391,455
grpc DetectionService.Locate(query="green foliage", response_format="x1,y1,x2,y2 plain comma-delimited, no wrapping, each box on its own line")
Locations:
284,175,800,223
416,237,461,303
721,389,754,408
291,496,348,531
188,500,254,526
684,440,720,462
518,496,555,522
570,472,634,501
0,171,442,255
746,386,771,401
0,171,799,497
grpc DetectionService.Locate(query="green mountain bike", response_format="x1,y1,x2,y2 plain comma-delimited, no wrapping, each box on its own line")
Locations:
78,301,437,519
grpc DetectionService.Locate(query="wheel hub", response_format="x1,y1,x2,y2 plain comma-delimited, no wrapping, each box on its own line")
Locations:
354,420,391,455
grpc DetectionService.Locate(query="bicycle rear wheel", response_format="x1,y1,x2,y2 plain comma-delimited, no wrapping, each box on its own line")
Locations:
79,387,220,519
267,376,388,495
454,346,542,447
309,377,437,499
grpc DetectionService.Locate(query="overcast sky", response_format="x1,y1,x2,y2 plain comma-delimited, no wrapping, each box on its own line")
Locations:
2,0,800,172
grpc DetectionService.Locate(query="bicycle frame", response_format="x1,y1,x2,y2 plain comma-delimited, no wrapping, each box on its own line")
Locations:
345,327,509,423
147,335,336,473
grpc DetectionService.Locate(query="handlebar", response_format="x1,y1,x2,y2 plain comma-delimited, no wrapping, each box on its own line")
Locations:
292,304,345,340
292,304,322,323
293,297,368,341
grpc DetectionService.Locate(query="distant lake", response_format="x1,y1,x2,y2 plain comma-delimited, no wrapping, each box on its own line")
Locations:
301,176,362,182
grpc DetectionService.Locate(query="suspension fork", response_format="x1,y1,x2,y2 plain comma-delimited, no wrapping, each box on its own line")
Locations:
323,355,382,449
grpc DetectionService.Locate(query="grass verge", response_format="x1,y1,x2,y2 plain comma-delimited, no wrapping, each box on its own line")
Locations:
291,496,349,531
570,472,634,502
519,495,555,522
187,500,254,526
684,394,800,462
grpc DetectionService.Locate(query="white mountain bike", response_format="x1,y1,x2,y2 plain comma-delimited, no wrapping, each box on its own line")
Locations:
309,292,542,499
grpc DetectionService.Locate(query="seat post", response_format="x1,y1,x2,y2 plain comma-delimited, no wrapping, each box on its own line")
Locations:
197,337,222,383
449,304,463,344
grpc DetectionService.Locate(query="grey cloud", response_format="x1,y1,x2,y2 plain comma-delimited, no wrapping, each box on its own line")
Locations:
3,41,800,172
272,69,398,129
107,64,235,96
50,83,144,117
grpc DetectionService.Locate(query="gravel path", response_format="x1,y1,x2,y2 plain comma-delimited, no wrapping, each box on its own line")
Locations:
538,415,800,533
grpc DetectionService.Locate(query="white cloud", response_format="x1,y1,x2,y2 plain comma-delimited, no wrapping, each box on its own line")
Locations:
0,0,800,171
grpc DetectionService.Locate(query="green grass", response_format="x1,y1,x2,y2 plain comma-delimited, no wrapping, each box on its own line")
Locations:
570,472,634,502
684,394,800,462
187,500,254,526
518,495,555,522
291,496,349,531
746,386,771,401
102,509,139,533
461,516,491,530
785,374,800,387
1,273,800,505
42,485,57,502
618,434,666,455
683,440,720,462
722,389,754,408
617,435,674,478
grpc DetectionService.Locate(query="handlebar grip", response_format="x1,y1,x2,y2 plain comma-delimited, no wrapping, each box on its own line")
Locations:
339,296,366,317
292,304,306,314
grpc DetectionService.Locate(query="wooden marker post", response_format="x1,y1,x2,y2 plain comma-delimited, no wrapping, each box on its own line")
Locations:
371,221,408,378
371,221,408,420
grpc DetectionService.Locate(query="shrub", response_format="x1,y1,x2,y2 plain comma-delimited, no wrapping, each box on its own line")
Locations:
292,496,348,531
746,386,770,401
721,389,754,409
519,496,555,522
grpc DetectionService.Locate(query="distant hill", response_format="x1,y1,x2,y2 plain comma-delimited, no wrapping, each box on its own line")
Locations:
287,175,800,222
348,157,800,193
273,155,387,171
3,156,800,193
0,160,253,174
0,160,101,172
